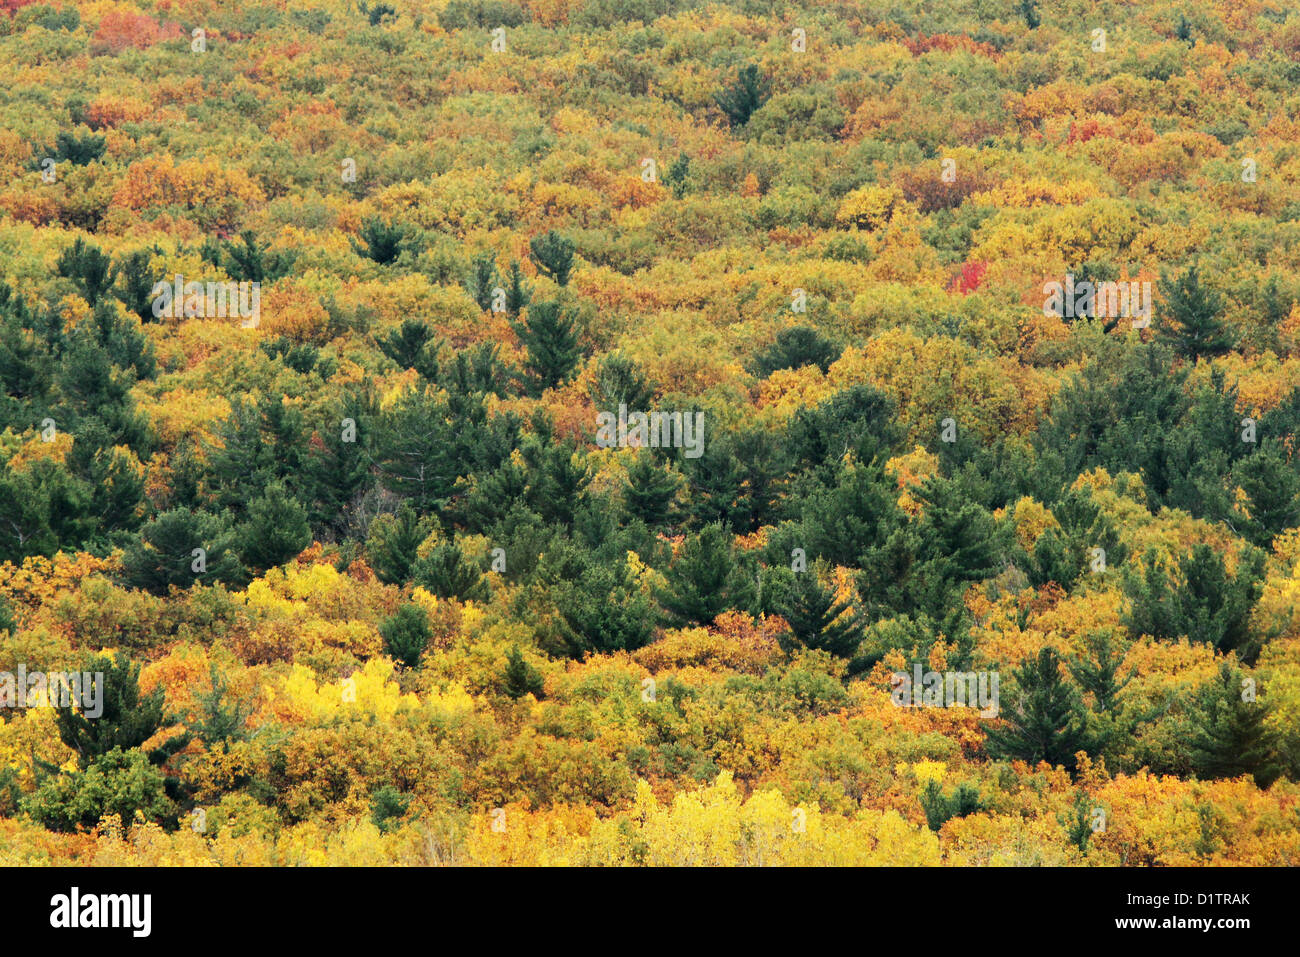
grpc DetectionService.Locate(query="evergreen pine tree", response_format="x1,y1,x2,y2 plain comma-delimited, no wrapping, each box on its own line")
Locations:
786,384,902,483
504,644,544,699
774,561,865,659
1230,443,1300,549
1061,790,1097,852
1070,630,1130,714
1159,266,1234,359
378,319,440,380
798,457,901,567
304,392,375,535
554,558,655,655
352,218,405,265
222,230,293,283
663,152,692,199
1027,487,1127,587
458,459,530,533
374,388,470,512
86,299,155,380
204,395,307,512
414,541,489,601
587,352,656,415
0,461,92,561
1260,275,1293,326
525,440,591,528
67,423,145,538
919,779,983,832
370,785,410,833
189,664,251,749
1255,275,1292,351
656,523,751,626
114,249,160,322
467,252,500,311
238,481,312,571
0,286,50,409
121,507,246,595
882,477,1006,620
985,647,1092,771
516,300,581,393
449,341,510,397
504,260,531,315
1185,663,1281,787
55,654,169,769
379,603,432,668
1123,544,1264,657
364,503,433,585
623,452,679,527
529,230,575,286
716,64,771,127
35,130,106,166
681,435,749,530
55,237,115,306
754,326,841,377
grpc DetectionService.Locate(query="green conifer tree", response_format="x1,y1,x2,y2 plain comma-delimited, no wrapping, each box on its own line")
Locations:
1159,266,1234,359
365,503,433,585
774,561,865,659
985,647,1092,772
656,523,752,626
515,300,581,394
379,603,432,668
716,64,771,127
504,645,544,699
623,452,679,527
414,541,489,601
529,230,575,286
238,481,312,571
1185,663,1281,788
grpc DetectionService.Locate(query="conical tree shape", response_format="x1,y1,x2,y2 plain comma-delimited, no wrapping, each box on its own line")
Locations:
504,645,544,699
657,523,749,626
516,300,580,394
414,541,489,602
775,561,865,659
1186,663,1281,787
55,653,167,769
529,230,574,286
467,252,500,311
1159,265,1234,359
365,503,433,585
1231,443,1300,549
985,647,1091,771
379,603,431,668
623,452,678,527
239,481,312,572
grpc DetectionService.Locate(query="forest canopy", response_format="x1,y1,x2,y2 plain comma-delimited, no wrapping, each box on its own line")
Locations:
0,0,1299,866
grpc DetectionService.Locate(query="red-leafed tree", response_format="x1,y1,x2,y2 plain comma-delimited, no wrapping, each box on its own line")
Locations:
951,260,988,295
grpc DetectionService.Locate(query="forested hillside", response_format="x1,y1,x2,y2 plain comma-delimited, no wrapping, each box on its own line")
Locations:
1,0,1299,865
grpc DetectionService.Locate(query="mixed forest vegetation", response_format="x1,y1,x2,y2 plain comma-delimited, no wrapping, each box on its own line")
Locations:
1,0,1299,864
